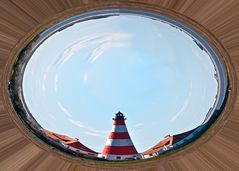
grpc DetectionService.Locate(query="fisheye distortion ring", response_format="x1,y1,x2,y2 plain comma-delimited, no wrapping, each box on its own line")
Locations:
7,8,229,162
0,1,238,170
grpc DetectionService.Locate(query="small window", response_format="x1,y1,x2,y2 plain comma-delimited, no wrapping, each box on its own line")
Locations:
165,140,170,145
116,156,121,159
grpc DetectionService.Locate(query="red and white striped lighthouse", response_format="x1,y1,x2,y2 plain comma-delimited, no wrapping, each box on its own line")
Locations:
101,111,141,160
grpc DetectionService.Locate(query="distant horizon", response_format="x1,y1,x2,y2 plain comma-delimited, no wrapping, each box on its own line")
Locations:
23,14,218,152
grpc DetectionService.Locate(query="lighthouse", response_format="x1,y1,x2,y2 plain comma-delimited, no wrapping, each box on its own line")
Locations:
100,111,141,160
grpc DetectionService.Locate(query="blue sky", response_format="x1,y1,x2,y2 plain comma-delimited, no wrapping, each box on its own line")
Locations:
23,14,218,152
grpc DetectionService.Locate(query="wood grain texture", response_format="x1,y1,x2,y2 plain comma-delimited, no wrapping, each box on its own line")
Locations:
0,0,238,170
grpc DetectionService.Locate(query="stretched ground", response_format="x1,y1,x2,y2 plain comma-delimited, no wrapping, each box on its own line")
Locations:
0,0,239,170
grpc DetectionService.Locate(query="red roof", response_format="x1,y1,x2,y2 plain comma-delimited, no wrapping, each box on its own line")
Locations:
42,129,97,154
172,128,196,144
143,128,197,155
143,136,173,155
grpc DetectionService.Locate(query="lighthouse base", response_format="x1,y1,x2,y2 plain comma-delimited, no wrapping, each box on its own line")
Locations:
98,154,142,161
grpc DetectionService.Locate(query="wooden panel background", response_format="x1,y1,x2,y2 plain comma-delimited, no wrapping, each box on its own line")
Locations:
0,0,238,170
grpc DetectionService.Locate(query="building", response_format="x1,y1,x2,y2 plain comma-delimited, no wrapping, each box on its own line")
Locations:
143,128,196,158
42,129,98,157
100,111,142,160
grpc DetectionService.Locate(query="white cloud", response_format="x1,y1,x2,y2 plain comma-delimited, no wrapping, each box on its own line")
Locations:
87,128,108,136
48,113,56,121
134,123,143,128
88,42,112,63
157,32,163,38
129,128,142,136
170,82,193,122
191,44,204,61
84,131,102,137
55,34,101,67
52,32,132,89
54,73,59,91
57,101,72,117
68,118,108,138
42,65,51,92
83,72,88,82
88,32,132,63
52,32,132,92
68,118,85,128
42,74,47,92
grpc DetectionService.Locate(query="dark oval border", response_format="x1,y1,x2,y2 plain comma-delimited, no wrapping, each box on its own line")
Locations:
3,3,234,168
